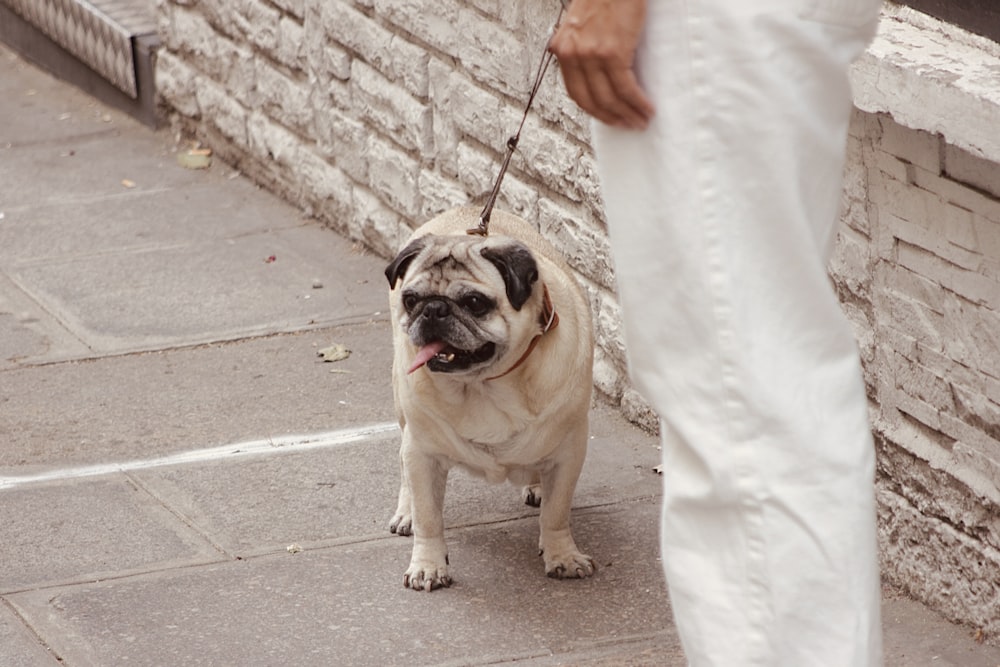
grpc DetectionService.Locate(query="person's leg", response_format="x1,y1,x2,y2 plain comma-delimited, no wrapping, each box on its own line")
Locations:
592,1,883,664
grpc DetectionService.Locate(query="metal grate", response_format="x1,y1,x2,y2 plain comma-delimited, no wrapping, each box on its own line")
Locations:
1,0,155,98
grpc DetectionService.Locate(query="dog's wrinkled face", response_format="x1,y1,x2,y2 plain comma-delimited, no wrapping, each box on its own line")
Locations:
385,234,539,375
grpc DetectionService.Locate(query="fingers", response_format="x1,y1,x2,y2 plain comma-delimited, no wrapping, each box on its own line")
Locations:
549,0,655,130
558,51,654,130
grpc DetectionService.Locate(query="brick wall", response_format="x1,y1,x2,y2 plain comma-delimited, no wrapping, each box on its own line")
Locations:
156,0,1000,639
833,111,1000,637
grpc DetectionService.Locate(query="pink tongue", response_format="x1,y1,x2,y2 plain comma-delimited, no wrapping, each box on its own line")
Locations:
407,340,449,374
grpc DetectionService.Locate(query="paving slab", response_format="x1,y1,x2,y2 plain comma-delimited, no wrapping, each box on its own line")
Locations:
0,267,91,368
8,504,680,667
0,322,395,470
133,434,404,558
881,590,1000,667
7,227,380,354
0,477,221,593
0,602,60,666
129,403,661,558
0,46,117,147
0,175,301,264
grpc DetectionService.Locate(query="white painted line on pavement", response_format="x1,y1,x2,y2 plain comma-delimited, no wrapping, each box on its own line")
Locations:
0,422,400,491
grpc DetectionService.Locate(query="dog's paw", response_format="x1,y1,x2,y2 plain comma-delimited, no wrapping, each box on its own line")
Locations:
403,560,452,592
521,484,542,508
389,512,412,536
543,550,596,579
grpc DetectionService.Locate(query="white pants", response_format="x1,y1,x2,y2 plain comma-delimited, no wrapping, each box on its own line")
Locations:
592,1,883,665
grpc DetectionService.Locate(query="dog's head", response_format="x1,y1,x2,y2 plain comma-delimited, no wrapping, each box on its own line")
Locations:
385,234,543,375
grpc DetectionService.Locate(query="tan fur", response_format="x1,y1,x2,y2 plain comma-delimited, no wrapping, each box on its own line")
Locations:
387,207,596,590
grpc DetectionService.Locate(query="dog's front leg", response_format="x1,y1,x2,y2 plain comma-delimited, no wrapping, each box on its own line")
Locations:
401,445,451,591
538,435,595,579
389,441,413,536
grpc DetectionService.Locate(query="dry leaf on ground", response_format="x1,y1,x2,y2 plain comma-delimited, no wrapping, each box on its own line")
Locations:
317,343,351,362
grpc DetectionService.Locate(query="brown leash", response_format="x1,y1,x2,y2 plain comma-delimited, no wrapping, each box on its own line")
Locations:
466,2,568,237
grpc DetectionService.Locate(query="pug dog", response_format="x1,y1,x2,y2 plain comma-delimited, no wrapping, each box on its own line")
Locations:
384,206,595,591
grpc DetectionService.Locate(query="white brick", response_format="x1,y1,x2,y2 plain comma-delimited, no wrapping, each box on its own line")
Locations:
194,78,249,147
912,165,1000,225
162,9,256,106
953,443,1000,496
156,51,201,118
322,2,429,97
871,146,911,184
518,0,561,43
872,173,943,230
884,209,982,273
453,1,531,95
237,0,280,51
417,170,469,220
620,387,659,435
494,174,539,221
843,133,868,195
271,0,304,20
456,141,498,199
828,224,871,300
883,261,946,314
519,116,587,201
246,110,300,165
354,186,407,256
428,63,510,154
538,198,615,290
950,384,1000,442
426,59,461,176
944,143,1000,200
886,349,954,415
182,0,239,41
365,135,421,215
881,287,945,354
255,59,312,133
301,3,351,84
275,16,306,72
942,294,1000,380
876,114,941,174
940,411,1000,473
164,7,221,65
973,215,1000,262
314,109,369,183
296,148,354,221
373,0,528,96
370,0,459,63
593,346,625,403
895,238,1000,311
533,62,593,142
351,61,431,154
471,0,522,32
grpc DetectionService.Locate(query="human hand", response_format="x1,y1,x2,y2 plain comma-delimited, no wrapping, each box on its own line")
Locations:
548,0,655,130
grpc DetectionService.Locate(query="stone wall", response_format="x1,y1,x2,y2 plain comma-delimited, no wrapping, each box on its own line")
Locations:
834,109,1000,639
155,0,1000,640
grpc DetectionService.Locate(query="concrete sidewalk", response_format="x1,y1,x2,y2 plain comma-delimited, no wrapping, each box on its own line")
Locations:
1,42,997,666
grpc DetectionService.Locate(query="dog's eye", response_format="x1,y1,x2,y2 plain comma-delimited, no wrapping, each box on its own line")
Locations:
460,293,493,317
402,292,419,312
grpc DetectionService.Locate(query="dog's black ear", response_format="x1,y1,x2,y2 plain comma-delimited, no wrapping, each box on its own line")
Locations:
385,238,427,289
480,242,539,311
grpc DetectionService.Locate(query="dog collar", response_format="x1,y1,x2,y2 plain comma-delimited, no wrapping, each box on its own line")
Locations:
485,284,559,382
